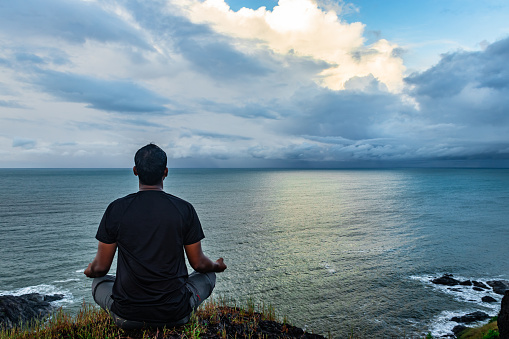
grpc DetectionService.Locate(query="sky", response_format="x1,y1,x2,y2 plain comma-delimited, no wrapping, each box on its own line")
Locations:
1,0,509,168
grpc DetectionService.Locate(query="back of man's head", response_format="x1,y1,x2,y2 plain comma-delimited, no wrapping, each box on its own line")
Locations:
134,143,167,185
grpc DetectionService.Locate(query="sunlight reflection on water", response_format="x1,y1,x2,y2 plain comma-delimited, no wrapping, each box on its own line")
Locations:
1,168,508,337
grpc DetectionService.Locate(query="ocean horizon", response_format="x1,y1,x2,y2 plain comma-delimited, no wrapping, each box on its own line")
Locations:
1,168,508,337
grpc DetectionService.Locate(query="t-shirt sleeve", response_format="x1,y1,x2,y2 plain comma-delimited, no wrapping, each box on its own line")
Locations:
183,203,205,245
95,202,118,244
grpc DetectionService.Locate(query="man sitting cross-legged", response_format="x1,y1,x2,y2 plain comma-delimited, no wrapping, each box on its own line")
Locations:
84,143,227,329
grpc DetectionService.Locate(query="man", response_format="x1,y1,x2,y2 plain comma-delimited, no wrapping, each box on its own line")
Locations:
84,143,226,329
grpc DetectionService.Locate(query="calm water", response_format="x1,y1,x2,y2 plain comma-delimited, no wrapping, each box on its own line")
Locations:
1,168,508,337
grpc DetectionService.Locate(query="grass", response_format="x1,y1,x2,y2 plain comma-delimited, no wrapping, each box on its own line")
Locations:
455,317,500,339
0,298,324,339
3,299,499,338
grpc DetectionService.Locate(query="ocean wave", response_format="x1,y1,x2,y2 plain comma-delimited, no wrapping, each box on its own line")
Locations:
428,309,493,338
410,274,503,308
53,278,81,283
319,261,336,274
0,284,75,305
410,274,503,337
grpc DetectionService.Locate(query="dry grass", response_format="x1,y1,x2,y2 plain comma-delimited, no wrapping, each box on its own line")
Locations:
0,298,325,339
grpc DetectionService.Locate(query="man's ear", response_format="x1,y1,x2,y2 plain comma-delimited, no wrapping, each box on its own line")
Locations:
163,167,168,180
133,166,138,176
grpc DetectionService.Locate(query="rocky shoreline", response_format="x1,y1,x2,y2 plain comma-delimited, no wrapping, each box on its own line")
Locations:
0,293,64,330
430,274,509,337
0,294,325,338
1,276,509,338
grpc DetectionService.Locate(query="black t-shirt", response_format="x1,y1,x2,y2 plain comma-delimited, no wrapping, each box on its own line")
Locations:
95,190,205,322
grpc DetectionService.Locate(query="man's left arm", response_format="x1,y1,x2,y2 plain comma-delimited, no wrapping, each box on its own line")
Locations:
84,242,117,278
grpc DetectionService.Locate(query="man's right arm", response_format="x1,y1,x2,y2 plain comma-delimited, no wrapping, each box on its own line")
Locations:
84,241,117,278
184,241,227,273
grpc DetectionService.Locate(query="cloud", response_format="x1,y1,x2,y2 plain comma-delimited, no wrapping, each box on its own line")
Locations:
0,100,26,108
0,0,508,167
176,38,270,79
15,53,46,64
32,69,169,114
107,0,271,81
198,99,281,119
181,0,405,91
405,36,509,127
0,0,151,49
186,129,252,141
12,138,36,149
276,80,407,140
239,35,509,164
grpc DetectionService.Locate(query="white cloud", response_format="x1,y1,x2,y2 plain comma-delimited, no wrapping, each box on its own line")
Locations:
180,0,405,91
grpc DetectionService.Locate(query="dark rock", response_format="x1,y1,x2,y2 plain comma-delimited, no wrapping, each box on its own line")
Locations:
452,324,468,336
451,311,491,324
473,287,484,292
432,274,460,286
482,296,497,303
258,320,325,338
460,280,472,286
499,290,509,339
472,281,489,289
0,293,63,330
44,294,64,302
487,280,509,295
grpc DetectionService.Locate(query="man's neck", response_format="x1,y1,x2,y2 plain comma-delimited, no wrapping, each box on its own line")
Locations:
139,182,164,191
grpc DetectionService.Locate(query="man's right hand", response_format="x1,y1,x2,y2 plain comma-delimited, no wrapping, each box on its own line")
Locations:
214,258,227,272
185,241,227,273
84,242,117,278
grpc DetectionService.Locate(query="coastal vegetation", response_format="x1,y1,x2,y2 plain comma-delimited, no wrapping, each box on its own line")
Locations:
0,296,502,338
454,316,499,339
0,298,327,338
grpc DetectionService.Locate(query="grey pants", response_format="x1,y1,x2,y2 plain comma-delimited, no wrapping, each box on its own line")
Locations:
91,271,216,330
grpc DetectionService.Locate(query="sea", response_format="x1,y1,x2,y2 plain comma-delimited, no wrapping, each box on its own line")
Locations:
1,168,508,337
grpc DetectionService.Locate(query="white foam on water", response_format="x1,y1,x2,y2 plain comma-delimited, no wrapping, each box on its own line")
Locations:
411,274,502,336
410,274,502,310
319,262,336,274
0,284,75,306
53,278,80,283
428,309,494,338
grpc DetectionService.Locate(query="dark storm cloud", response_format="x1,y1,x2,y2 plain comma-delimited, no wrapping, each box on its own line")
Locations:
33,69,169,113
260,35,509,164
0,0,151,49
406,36,509,94
281,80,405,141
406,36,509,126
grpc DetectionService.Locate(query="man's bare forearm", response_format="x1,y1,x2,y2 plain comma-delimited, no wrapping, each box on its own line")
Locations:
84,242,117,278
194,257,227,273
84,261,109,278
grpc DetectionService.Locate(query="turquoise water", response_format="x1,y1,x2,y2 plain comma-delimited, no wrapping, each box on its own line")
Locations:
0,168,508,337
